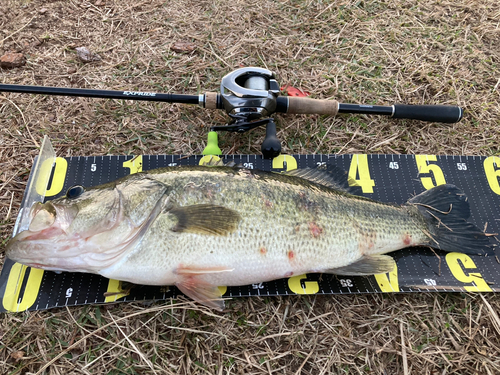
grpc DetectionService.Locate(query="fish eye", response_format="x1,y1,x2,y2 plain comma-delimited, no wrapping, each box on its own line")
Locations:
66,185,85,199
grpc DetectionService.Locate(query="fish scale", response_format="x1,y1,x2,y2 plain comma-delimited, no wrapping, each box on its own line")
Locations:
99,167,428,287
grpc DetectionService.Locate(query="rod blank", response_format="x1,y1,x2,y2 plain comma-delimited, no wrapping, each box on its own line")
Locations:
0,84,200,105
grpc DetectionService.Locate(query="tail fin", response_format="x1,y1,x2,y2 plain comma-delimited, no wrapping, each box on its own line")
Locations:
408,184,496,255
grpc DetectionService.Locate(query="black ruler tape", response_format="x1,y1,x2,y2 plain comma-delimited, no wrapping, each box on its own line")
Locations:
1,154,499,312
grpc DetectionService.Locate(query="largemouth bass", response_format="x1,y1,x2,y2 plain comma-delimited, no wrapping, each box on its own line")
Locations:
6,164,494,309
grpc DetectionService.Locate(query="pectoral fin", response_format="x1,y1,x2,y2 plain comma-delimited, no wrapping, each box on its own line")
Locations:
170,204,241,235
324,255,395,276
176,281,225,310
176,265,234,275
175,265,232,310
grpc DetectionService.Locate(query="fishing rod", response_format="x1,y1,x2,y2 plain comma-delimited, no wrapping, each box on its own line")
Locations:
0,67,463,159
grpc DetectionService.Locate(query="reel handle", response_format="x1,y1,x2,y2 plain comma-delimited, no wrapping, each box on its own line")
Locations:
261,120,281,159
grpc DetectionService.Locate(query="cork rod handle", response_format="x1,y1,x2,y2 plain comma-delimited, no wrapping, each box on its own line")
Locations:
285,97,339,116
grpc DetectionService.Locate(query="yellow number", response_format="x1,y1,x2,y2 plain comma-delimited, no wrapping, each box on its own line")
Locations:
288,274,319,294
484,156,500,195
35,157,68,197
122,155,143,174
105,281,227,302
446,253,492,292
3,264,44,312
415,155,446,190
104,279,129,302
374,264,399,292
348,154,375,193
272,155,297,171
199,155,221,166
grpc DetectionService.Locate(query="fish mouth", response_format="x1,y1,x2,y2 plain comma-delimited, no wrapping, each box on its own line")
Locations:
8,201,68,244
5,233,86,273
5,231,61,265
13,226,67,242
5,201,73,267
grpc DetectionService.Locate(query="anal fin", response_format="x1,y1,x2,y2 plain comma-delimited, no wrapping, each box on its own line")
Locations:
324,255,395,276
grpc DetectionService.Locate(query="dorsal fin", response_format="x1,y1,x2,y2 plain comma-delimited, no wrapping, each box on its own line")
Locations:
284,164,363,195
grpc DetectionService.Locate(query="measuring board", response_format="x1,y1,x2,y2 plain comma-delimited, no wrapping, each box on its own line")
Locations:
1,153,500,312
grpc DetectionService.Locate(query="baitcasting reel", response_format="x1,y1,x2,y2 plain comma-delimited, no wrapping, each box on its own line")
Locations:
214,67,282,158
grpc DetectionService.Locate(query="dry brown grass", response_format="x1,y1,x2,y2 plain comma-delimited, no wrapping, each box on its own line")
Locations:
1,0,499,374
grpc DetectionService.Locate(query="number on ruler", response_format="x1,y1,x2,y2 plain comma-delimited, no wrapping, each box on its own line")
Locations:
348,154,375,193
105,279,129,303
35,157,68,197
374,264,399,292
484,156,500,195
446,253,492,292
424,279,436,286
415,155,446,189
3,265,44,312
199,155,221,166
288,274,319,294
272,155,298,171
123,155,143,174
457,163,467,171
339,279,353,288
389,161,399,169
